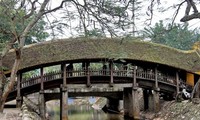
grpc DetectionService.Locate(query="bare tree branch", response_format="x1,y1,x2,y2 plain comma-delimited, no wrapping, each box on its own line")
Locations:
74,0,88,37
42,0,71,15
181,13,200,22
171,1,185,26
71,0,118,37
148,0,155,25
44,14,56,39
19,0,50,47
181,0,200,22
23,0,38,19
17,0,26,11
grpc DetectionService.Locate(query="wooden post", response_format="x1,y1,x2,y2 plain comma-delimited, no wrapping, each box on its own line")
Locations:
155,67,158,88
109,61,113,86
132,87,140,119
154,66,160,112
132,66,140,119
60,85,68,120
16,72,22,108
82,62,86,75
60,63,68,120
40,67,44,91
176,71,179,94
148,90,154,111
39,91,46,120
39,67,46,119
133,66,137,87
86,62,91,87
153,90,160,112
62,63,67,85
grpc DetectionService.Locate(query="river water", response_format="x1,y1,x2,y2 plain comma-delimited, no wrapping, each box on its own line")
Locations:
47,97,133,120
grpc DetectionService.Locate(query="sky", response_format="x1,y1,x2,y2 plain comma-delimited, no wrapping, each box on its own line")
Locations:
136,0,200,30
46,0,200,38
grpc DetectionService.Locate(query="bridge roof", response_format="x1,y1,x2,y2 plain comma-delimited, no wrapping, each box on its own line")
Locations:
3,38,200,72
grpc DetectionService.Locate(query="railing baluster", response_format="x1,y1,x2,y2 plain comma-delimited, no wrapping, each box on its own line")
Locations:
56,71,58,78
55,71,57,78
145,71,147,79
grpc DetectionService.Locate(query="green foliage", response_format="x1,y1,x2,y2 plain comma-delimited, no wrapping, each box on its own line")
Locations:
86,29,106,38
24,19,49,45
22,69,40,80
58,0,142,37
44,65,61,73
22,65,61,80
0,0,49,52
142,21,200,50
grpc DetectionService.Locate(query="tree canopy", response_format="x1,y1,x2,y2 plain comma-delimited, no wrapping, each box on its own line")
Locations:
142,21,200,50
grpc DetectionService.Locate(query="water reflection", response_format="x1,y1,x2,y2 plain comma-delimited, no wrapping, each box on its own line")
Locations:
47,98,128,120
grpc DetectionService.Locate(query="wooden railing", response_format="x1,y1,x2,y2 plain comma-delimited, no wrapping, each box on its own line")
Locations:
43,70,62,82
12,68,177,91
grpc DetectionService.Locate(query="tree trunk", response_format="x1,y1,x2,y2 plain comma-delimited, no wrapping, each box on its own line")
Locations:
0,49,21,113
191,78,200,99
0,59,3,112
0,99,4,113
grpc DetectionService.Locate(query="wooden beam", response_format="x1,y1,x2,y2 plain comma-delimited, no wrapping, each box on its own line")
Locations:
155,66,158,88
132,88,140,119
60,85,68,120
40,67,44,91
133,66,137,87
110,61,113,86
16,72,22,108
176,71,179,94
39,91,46,119
62,63,67,86
86,62,91,87
154,65,160,112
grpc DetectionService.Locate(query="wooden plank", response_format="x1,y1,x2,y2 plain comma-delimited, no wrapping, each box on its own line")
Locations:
62,63,67,86
133,66,137,87
176,71,179,94
110,62,113,86
86,62,91,87
40,67,44,90
155,67,158,88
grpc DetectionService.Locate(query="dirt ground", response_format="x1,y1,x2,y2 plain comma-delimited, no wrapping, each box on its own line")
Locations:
142,99,200,120
0,108,21,120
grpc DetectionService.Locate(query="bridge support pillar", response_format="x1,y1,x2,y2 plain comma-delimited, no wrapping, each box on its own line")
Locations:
148,89,160,112
106,98,120,113
153,88,160,112
123,87,140,119
60,86,68,120
148,90,154,111
132,87,140,119
39,91,46,120
16,97,22,108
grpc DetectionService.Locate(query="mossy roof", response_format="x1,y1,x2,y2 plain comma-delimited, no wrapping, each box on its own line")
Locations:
3,38,200,72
